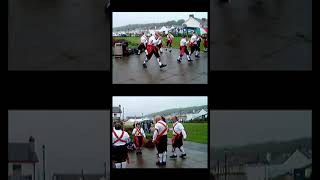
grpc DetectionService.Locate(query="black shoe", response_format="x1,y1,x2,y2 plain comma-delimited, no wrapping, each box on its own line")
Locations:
166,49,167,51
161,162,166,166
159,64,167,68
143,63,147,68
180,154,187,158
156,161,161,166
170,155,177,158
177,59,181,63
169,50,172,53
195,55,200,58
188,59,193,62
136,151,139,155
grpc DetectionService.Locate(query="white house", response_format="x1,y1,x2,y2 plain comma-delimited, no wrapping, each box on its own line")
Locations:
245,149,312,180
8,136,39,180
182,14,207,28
268,149,312,178
112,105,122,120
185,109,208,121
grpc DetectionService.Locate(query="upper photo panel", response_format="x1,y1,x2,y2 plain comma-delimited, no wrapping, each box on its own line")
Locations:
211,0,312,71
112,12,208,84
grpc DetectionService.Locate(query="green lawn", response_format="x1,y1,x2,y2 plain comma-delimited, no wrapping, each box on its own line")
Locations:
113,36,206,52
124,122,208,144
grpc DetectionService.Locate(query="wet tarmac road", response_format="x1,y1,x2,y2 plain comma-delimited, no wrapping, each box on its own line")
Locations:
8,0,109,70
211,0,312,70
112,49,208,84
126,139,208,168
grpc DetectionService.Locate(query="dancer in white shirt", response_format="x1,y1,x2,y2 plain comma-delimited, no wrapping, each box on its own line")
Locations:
169,116,187,158
112,121,130,168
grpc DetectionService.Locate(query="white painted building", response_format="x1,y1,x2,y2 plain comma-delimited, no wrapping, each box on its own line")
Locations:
8,137,39,180
185,109,208,121
245,149,312,180
112,106,122,120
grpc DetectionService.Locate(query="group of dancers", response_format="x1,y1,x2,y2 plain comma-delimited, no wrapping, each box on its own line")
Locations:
112,115,187,168
137,31,208,69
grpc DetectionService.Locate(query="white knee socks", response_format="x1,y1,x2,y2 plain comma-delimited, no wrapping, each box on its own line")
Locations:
163,151,167,162
157,58,162,66
115,162,127,168
159,153,163,163
179,146,185,154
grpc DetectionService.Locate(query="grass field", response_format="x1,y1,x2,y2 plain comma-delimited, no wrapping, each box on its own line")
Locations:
113,36,206,52
124,122,208,144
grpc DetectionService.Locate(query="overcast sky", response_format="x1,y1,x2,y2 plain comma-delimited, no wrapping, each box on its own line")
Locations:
113,12,208,28
211,110,312,148
113,96,207,117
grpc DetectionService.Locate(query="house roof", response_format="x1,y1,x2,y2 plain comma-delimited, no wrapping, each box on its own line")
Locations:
8,143,39,163
52,174,105,180
211,148,312,167
126,116,142,119
112,107,122,113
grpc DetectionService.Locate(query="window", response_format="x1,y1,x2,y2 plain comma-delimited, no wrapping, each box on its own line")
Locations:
12,164,22,175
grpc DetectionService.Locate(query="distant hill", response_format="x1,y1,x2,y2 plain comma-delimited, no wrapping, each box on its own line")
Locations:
211,137,312,162
113,19,185,32
145,105,208,117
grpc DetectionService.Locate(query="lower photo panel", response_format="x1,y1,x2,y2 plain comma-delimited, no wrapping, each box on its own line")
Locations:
111,96,209,179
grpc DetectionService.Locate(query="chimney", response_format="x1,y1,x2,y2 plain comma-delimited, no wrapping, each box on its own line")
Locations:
29,136,35,153
189,14,194,18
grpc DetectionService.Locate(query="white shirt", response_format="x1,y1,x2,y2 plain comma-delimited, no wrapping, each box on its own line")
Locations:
132,127,146,137
152,120,168,141
190,34,197,43
148,35,160,46
112,129,130,146
180,38,189,46
172,122,187,139
167,34,174,40
140,35,147,44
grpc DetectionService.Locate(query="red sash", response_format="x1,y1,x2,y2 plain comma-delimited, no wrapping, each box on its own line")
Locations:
154,121,168,144
172,123,182,144
147,44,157,54
113,130,127,144
180,46,186,56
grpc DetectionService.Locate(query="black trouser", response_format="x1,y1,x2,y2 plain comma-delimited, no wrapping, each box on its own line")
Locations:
156,135,168,153
147,48,160,60
138,43,146,51
112,144,128,163
190,44,200,54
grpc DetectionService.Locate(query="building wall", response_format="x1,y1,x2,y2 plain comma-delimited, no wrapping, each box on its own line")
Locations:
245,165,266,180
113,112,121,118
8,163,34,177
269,151,311,178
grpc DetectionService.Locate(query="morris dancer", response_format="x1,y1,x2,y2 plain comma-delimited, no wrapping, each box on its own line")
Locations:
152,115,168,166
166,32,174,52
156,32,164,54
189,32,200,59
143,32,167,69
169,116,187,158
177,34,192,62
112,121,130,168
132,121,146,155
138,32,148,55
